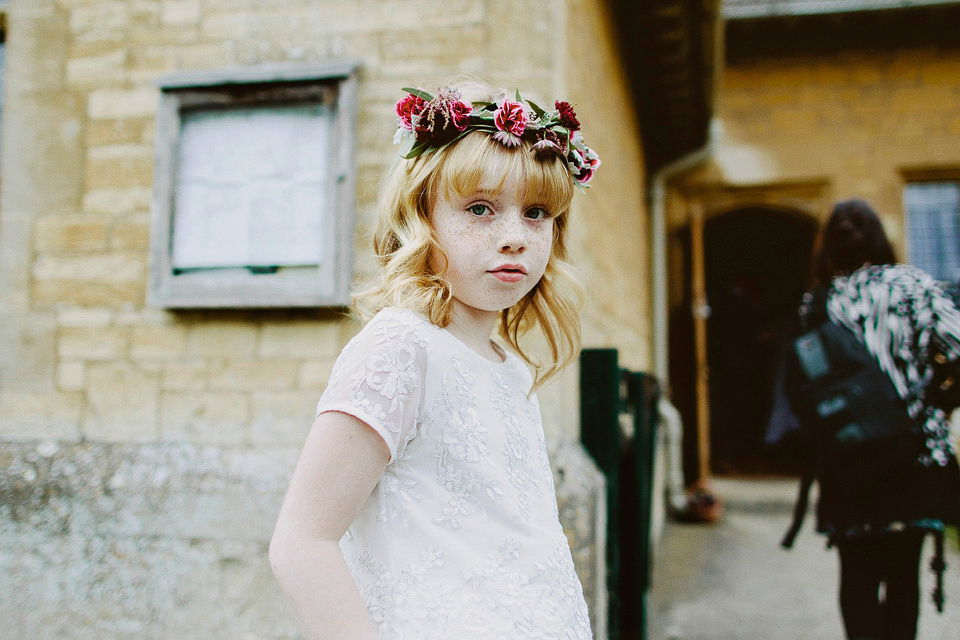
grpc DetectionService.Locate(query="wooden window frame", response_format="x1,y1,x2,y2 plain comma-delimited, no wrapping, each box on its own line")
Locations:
148,60,360,308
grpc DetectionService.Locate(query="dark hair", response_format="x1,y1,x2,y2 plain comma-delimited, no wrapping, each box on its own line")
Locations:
812,198,896,284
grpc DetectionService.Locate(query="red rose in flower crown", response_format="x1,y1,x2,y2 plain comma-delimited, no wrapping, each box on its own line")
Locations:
413,88,473,146
395,93,425,131
555,101,580,131
493,99,527,147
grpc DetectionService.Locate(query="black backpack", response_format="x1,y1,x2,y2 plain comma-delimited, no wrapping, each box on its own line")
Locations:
788,299,925,483
781,288,947,611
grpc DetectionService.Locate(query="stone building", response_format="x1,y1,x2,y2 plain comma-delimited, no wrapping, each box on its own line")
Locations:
0,1,722,638
8,0,958,637
664,0,960,483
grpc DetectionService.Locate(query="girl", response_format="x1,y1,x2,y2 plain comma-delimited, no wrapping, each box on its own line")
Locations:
269,81,599,640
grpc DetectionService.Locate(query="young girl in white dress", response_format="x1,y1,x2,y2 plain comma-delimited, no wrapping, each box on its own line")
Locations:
269,80,601,640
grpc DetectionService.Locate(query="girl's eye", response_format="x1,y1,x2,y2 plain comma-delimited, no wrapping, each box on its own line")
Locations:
468,203,490,216
525,207,550,221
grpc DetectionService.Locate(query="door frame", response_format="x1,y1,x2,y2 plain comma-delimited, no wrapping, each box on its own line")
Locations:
665,178,831,481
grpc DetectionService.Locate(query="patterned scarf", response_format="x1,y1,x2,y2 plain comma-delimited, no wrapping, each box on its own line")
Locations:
826,264,960,466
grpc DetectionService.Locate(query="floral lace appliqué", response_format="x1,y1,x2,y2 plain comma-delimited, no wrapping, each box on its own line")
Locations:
432,357,503,528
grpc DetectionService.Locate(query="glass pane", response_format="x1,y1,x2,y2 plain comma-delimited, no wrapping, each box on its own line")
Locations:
172,104,331,270
905,181,960,282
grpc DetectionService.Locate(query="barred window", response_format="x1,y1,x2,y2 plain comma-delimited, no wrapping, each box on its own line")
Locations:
904,181,960,283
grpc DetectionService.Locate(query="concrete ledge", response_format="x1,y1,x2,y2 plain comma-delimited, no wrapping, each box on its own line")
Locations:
1,438,607,639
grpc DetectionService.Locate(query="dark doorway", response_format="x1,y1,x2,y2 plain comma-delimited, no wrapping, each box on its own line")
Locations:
704,208,817,475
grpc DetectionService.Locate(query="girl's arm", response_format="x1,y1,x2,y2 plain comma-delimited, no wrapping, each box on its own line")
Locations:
270,410,390,640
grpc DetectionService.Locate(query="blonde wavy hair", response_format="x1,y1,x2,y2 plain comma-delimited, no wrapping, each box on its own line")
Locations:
354,99,584,390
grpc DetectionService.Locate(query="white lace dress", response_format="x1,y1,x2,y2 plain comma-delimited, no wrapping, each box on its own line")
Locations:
316,307,593,640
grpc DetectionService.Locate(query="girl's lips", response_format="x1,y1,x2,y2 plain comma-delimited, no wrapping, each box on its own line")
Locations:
491,271,525,283
489,265,526,283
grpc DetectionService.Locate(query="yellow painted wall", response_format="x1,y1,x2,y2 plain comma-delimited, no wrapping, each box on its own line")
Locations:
714,44,960,249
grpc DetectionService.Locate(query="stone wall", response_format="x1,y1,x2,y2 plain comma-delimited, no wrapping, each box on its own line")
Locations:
0,438,605,639
0,0,650,446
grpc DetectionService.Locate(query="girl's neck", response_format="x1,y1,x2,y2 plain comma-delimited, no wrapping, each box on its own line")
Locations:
444,303,503,362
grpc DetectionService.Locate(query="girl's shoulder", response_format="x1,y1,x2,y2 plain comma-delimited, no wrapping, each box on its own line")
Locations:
367,306,434,331
336,307,434,365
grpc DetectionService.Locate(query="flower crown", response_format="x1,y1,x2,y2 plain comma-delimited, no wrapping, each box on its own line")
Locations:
393,87,600,186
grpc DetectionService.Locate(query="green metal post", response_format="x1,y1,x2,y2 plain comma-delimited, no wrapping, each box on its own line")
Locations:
579,348,623,640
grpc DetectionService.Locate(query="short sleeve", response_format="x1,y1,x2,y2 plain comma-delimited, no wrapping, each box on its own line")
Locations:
316,309,428,461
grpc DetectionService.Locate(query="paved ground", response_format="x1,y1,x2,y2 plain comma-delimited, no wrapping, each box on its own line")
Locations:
646,476,960,640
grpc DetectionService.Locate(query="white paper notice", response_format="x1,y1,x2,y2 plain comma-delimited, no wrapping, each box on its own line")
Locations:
171,104,331,270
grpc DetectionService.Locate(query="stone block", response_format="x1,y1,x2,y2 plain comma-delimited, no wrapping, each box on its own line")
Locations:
34,279,146,308
131,324,189,360
65,50,127,87
298,358,335,390
87,88,157,120
86,118,147,147
258,319,342,359
82,186,152,216
0,312,57,392
159,391,249,444
160,0,201,25
186,321,258,358
249,391,318,446
57,306,115,328
0,209,32,312
68,2,133,31
57,361,87,391
84,144,154,189
84,364,160,441
33,252,144,284
33,215,110,253
206,359,299,392
58,326,129,360
172,42,233,70
199,13,247,40
161,359,209,391
110,214,152,251
0,391,84,441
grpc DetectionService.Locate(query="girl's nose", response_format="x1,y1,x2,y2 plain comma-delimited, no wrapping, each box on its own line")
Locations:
498,214,527,252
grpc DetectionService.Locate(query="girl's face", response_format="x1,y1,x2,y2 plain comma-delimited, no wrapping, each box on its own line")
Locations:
429,171,554,321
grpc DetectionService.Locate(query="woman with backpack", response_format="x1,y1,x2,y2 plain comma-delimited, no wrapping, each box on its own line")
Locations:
786,198,960,640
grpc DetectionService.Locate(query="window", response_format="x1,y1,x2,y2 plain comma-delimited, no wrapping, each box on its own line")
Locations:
904,180,960,283
149,61,360,308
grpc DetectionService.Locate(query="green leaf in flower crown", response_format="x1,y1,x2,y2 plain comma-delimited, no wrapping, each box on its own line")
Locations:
526,99,546,118
401,87,434,101
403,138,432,159
515,88,522,103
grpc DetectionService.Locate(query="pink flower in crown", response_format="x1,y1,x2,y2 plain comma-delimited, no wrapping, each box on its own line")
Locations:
395,93,425,131
493,99,527,147
580,146,601,184
567,144,600,185
532,128,566,157
414,88,473,145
